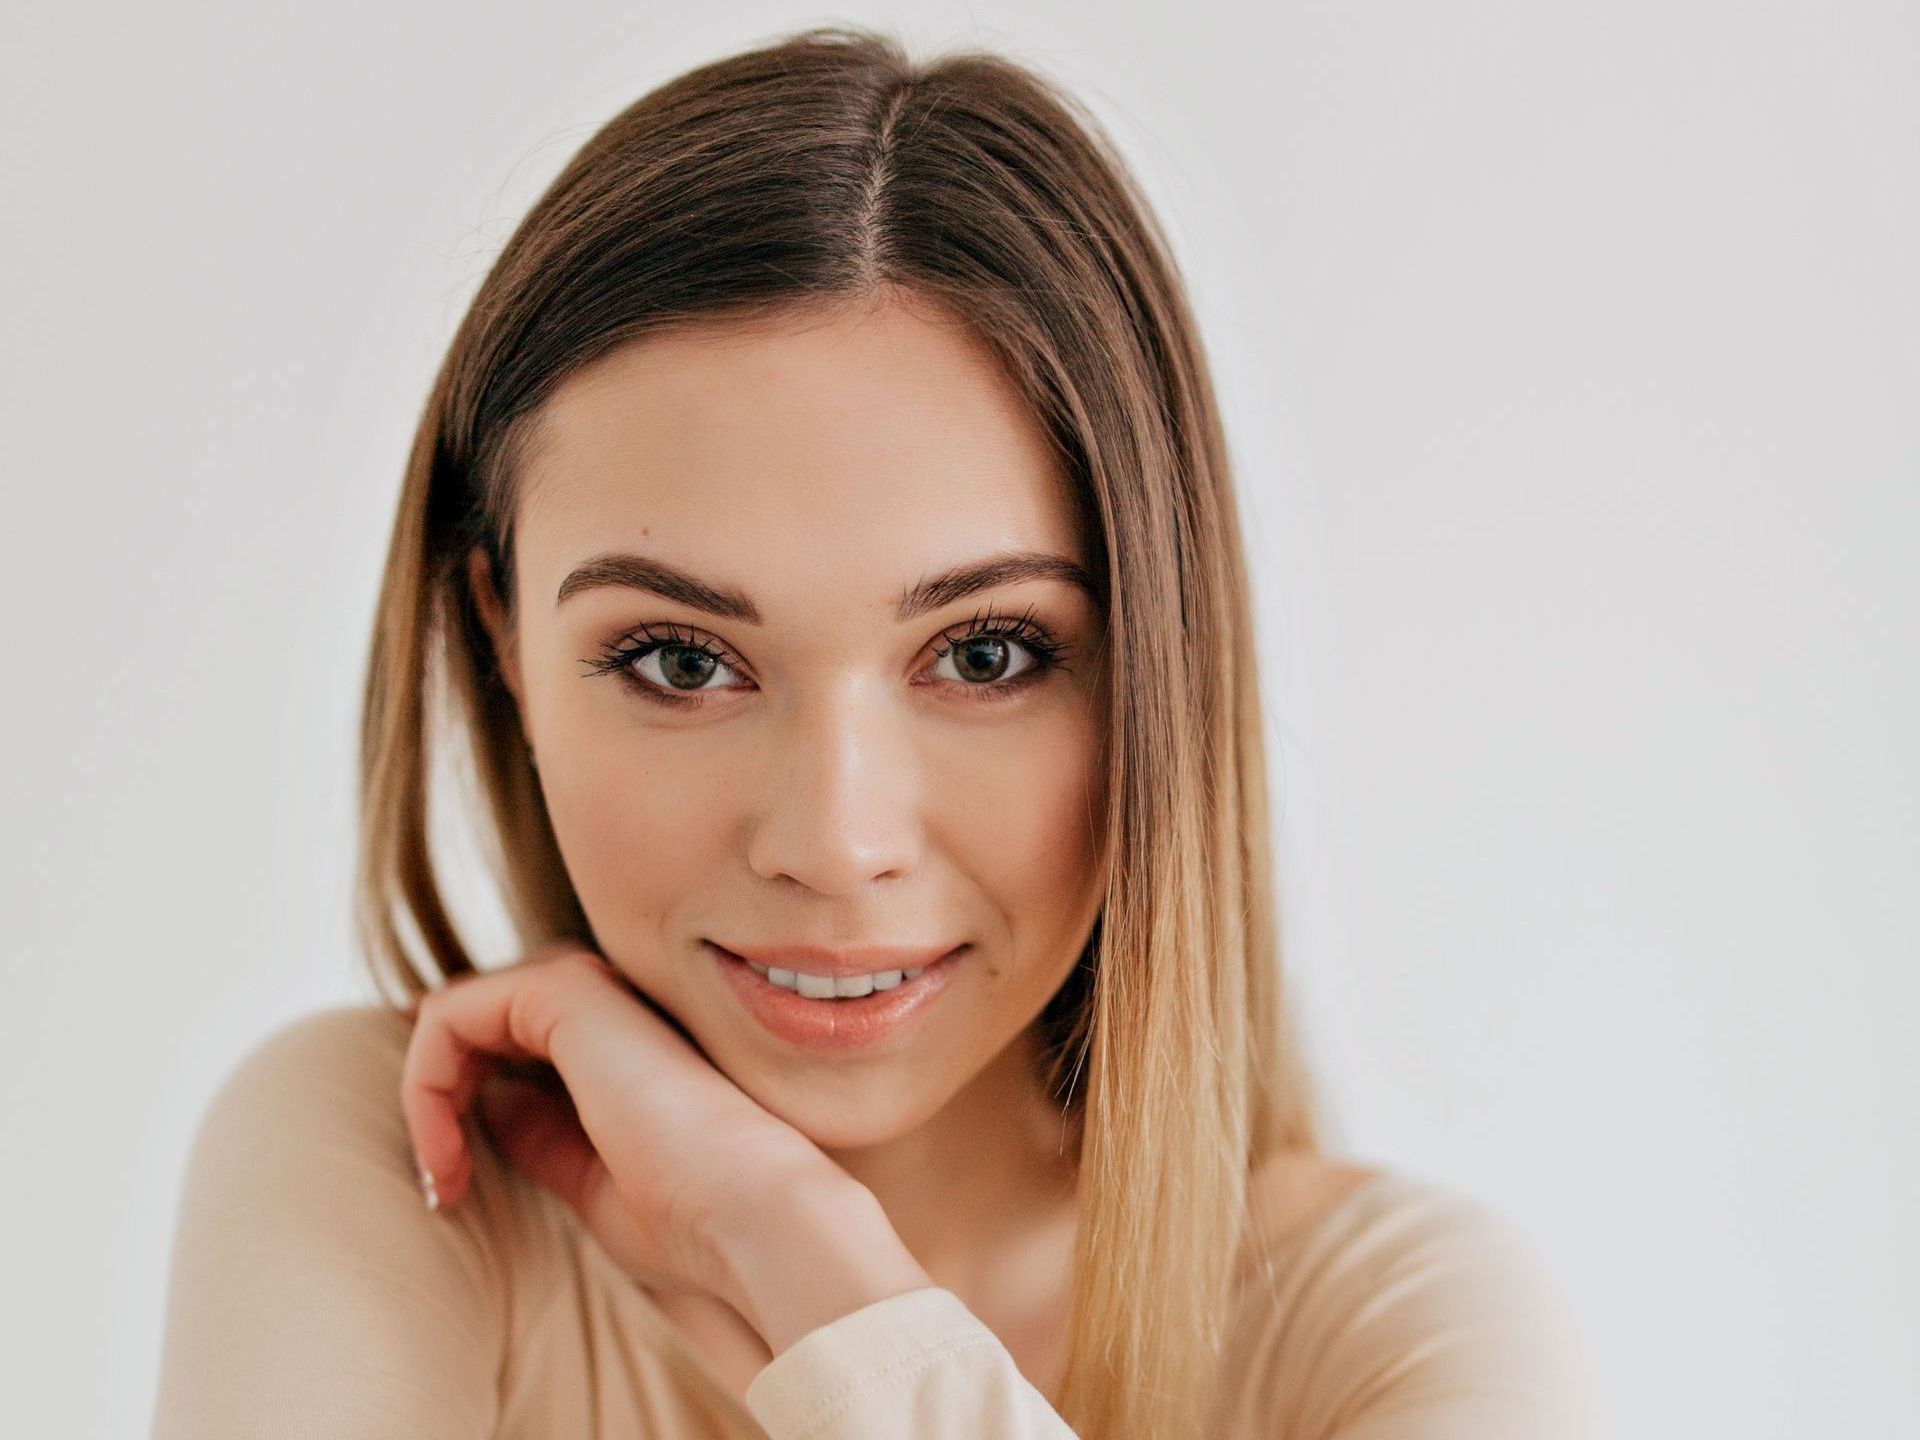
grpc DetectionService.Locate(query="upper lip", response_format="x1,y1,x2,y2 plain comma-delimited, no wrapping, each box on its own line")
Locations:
710,940,963,976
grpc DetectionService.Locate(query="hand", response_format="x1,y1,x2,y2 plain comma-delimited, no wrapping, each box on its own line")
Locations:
398,941,857,1305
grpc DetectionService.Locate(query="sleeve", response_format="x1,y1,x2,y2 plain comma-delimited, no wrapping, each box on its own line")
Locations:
742,1285,1078,1440
150,1006,516,1440
1215,1182,1612,1440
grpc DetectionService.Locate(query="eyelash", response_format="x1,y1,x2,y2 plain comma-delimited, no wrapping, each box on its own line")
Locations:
582,604,1074,710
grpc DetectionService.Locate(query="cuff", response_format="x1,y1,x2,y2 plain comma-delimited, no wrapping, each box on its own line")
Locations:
742,1285,1007,1439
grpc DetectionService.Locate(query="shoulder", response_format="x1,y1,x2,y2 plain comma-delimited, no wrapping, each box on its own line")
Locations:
188,1001,553,1221
1223,1156,1608,1439
185,1004,425,1187
1241,1149,1383,1257
203,1003,415,1121
183,1004,438,1230
156,1005,573,1436
178,1001,558,1290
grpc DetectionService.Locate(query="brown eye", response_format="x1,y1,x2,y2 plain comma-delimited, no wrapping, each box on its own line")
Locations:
932,634,1039,686
654,645,719,690
585,621,751,708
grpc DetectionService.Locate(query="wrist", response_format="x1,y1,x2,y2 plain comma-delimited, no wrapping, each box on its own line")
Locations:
706,1172,934,1357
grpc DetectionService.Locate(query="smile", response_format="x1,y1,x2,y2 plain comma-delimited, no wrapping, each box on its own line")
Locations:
746,960,929,998
707,941,965,1051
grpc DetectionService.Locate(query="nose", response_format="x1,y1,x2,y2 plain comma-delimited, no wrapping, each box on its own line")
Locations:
744,677,922,896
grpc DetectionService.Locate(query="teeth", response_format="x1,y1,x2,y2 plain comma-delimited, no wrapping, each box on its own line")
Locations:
748,961,928,998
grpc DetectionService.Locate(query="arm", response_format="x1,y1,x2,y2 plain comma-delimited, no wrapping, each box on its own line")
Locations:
710,1179,1081,1440
396,947,1084,1437
151,1008,512,1439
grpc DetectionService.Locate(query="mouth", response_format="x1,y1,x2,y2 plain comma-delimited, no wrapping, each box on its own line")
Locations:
707,940,966,1052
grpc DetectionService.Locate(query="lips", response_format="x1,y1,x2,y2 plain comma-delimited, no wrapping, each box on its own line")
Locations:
709,941,964,1052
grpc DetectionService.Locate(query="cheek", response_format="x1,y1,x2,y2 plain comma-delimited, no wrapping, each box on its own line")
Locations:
535,737,723,946
947,709,1106,951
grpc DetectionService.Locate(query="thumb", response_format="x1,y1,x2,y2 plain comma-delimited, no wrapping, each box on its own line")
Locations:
475,1078,605,1218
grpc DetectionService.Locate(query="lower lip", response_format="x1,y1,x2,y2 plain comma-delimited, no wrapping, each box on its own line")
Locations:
708,941,965,1052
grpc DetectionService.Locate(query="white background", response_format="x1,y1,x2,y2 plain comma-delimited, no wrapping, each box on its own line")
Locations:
2,3,1914,1435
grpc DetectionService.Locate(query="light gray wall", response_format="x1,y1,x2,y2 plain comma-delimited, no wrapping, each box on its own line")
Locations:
2,3,1913,1435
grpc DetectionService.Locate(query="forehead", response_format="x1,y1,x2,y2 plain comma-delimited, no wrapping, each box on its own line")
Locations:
510,294,1084,612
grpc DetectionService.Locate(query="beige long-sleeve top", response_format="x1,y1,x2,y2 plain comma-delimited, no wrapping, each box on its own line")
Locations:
151,1006,1607,1439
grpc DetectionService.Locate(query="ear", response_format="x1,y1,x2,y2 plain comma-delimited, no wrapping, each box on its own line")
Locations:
467,546,525,706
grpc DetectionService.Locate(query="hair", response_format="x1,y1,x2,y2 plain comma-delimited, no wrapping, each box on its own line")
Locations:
355,24,1320,1439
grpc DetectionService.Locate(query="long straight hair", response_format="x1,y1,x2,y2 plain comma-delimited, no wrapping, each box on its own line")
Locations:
355,25,1319,1438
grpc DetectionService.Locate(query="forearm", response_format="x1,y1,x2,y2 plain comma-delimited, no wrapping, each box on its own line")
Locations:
708,1175,935,1357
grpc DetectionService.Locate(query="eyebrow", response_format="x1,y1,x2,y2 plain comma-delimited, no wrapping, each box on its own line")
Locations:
554,547,1098,623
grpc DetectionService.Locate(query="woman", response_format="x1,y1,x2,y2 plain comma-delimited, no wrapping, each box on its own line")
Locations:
152,25,1603,1440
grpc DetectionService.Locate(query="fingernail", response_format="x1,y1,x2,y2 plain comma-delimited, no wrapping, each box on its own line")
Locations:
416,1157,440,1212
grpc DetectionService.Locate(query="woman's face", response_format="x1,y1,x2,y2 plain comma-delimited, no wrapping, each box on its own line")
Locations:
472,291,1109,1149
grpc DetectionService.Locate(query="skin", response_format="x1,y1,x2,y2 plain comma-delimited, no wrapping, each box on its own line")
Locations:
459,285,1111,1389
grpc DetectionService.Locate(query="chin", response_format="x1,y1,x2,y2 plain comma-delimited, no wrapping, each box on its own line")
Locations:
740,1075,936,1152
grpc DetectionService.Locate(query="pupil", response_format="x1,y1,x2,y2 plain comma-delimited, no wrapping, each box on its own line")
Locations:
956,637,1009,682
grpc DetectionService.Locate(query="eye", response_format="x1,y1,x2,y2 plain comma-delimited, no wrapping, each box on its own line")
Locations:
633,640,743,694
583,622,749,706
931,632,1038,685
925,608,1071,701
583,606,1074,710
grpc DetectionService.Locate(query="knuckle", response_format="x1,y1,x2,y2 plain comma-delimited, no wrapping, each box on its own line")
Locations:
554,948,614,991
